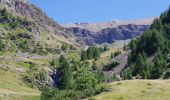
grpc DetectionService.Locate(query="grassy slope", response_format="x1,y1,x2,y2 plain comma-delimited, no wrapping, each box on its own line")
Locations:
95,40,130,68
0,71,40,100
91,80,170,100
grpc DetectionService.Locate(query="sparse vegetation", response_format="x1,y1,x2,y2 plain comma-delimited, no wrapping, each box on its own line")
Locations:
22,62,48,89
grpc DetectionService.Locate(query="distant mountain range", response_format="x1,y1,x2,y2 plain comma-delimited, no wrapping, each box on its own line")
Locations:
63,18,155,45
63,18,155,32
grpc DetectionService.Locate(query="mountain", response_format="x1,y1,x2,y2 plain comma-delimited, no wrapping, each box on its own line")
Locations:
0,0,80,99
64,18,155,45
0,0,77,47
63,18,155,32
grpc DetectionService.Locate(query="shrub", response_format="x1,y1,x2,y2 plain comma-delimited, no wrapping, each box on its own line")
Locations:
0,40,5,51
74,68,98,91
103,61,120,71
114,50,121,57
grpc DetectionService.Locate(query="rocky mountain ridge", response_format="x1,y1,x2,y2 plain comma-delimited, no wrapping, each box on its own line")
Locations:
63,18,155,45
65,24,151,45
63,18,155,32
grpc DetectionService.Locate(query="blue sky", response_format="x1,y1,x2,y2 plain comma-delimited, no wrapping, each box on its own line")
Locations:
30,0,170,24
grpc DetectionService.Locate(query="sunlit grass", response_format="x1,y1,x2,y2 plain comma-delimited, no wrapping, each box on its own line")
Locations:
91,80,170,100
0,71,40,100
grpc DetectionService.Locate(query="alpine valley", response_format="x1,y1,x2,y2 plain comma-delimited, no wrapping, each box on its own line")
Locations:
0,0,169,100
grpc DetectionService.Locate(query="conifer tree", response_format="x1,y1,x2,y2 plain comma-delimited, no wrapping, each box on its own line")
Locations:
151,48,167,79
111,52,114,59
87,47,93,59
94,47,100,60
104,45,108,51
59,55,73,89
81,51,87,61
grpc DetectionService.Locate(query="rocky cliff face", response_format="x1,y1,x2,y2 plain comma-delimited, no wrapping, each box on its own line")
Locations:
64,19,154,45
66,24,150,45
95,24,149,44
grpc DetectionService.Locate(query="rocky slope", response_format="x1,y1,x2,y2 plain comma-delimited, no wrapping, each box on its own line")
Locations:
0,0,77,46
65,24,151,45
0,0,80,92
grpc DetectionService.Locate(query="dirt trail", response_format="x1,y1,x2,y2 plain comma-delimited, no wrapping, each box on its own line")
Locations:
0,91,40,96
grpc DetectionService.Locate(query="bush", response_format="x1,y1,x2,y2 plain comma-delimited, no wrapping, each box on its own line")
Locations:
163,70,170,79
103,61,120,71
22,63,48,89
122,68,133,80
74,68,98,91
0,40,5,51
61,44,69,51
94,71,106,83
114,50,121,57
32,45,47,55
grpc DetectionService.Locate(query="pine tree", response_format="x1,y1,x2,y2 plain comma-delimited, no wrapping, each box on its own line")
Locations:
81,51,87,61
111,52,114,59
87,47,93,59
59,55,73,89
104,45,108,51
134,51,148,78
151,57,163,79
150,48,167,79
94,47,100,60
122,67,132,80
150,19,163,31
164,24,170,38
141,63,151,79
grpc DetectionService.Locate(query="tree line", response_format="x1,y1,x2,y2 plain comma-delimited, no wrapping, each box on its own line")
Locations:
123,7,170,79
81,45,109,61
